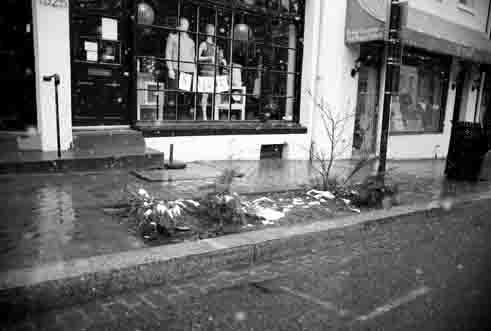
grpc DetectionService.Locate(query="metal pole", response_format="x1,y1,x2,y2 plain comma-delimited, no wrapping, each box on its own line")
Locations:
377,0,403,182
169,143,174,164
44,74,62,158
54,74,61,158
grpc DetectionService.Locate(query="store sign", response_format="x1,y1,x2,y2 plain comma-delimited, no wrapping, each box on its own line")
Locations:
40,0,68,8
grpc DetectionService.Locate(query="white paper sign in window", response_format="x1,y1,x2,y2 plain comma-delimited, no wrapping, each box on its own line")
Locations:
101,18,118,41
84,41,98,52
179,72,193,91
216,75,230,93
198,76,214,93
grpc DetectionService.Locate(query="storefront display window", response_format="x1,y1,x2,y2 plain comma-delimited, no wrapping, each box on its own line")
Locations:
134,0,304,122
390,48,451,133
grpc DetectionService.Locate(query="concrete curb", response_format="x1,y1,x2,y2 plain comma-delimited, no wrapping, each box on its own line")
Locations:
0,152,165,174
2,191,491,319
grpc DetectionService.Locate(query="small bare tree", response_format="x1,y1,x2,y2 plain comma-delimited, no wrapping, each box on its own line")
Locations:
307,90,374,190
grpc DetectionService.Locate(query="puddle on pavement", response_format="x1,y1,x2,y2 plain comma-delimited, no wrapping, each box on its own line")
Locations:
0,180,145,272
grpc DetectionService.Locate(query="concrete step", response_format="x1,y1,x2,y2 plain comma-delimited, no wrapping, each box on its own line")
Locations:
0,129,165,174
0,149,165,174
72,129,146,154
0,135,18,153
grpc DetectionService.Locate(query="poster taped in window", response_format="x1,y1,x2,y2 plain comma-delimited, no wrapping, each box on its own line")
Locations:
179,72,193,91
198,76,214,93
198,76,229,93
101,18,118,41
216,76,229,93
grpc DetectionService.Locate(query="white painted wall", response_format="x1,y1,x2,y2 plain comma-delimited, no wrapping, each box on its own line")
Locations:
32,0,72,151
309,0,360,161
145,134,310,161
410,0,490,32
298,0,321,143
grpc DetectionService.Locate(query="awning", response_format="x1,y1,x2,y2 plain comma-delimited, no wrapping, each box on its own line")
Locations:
345,0,385,43
345,0,491,64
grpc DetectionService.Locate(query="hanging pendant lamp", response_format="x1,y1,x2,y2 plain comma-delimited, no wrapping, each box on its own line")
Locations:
137,2,155,25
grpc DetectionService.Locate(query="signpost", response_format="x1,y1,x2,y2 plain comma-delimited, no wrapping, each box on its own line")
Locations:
377,0,404,182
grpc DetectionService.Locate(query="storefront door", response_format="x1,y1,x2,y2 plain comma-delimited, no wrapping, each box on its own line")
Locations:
0,0,36,131
70,0,131,126
353,66,380,157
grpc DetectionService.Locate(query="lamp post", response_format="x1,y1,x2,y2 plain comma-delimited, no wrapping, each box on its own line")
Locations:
43,74,61,158
377,0,404,182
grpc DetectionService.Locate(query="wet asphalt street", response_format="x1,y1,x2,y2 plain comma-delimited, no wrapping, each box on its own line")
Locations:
4,198,491,331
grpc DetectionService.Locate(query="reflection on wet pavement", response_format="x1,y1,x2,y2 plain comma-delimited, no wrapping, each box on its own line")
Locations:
0,159,490,272
0,173,145,272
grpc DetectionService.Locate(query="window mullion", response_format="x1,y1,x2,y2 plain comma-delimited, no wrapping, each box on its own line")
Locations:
212,7,218,120
229,11,234,120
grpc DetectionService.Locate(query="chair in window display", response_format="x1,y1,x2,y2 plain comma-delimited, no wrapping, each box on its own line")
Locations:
137,57,164,121
214,65,246,120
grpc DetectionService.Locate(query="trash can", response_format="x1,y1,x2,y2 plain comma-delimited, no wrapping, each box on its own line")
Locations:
445,121,487,181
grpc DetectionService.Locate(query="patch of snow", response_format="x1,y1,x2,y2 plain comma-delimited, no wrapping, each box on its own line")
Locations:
341,199,351,205
308,201,321,206
253,197,275,204
261,220,275,225
186,200,200,207
255,208,285,221
156,204,167,214
138,188,150,198
307,189,335,200
348,207,361,213
292,198,305,205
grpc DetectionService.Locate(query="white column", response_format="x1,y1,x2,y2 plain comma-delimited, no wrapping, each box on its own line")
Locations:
309,0,360,160
459,65,480,122
32,0,72,151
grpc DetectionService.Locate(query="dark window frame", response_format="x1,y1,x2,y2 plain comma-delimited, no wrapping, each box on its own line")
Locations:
389,46,452,135
132,0,305,125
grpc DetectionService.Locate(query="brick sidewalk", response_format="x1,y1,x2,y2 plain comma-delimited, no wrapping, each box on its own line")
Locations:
5,195,491,330
1,159,490,272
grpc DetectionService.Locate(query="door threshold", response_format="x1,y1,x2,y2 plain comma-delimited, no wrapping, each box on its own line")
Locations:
73,125,131,131
0,129,39,137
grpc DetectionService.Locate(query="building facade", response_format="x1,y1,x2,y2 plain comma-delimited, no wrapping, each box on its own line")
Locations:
2,0,491,161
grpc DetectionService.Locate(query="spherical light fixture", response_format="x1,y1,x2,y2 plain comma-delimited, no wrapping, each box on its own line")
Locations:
233,23,251,41
137,2,155,25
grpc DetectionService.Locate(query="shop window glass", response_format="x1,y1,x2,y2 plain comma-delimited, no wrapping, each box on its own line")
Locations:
71,15,122,65
134,0,304,122
390,48,451,133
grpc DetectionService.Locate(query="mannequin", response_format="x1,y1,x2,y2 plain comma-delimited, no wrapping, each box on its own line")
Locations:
165,17,196,118
198,24,227,120
165,17,196,84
